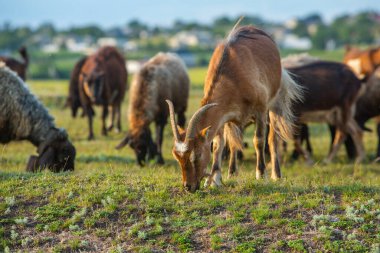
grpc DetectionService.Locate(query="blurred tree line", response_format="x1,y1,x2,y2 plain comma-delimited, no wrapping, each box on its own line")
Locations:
0,11,379,79
1,11,378,52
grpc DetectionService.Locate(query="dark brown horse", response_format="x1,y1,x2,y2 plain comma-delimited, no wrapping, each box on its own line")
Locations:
78,46,128,140
0,46,29,80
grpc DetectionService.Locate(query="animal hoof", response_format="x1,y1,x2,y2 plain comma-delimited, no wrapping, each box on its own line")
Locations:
156,157,165,165
88,135,95,141
101,130,107,136
107,125,114,131
256,170,264,180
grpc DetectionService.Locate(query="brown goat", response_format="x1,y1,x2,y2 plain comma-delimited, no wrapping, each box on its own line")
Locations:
344,45,380,80
167,23,302,192
0,46,29,80
78,46,128,140
117,52,189,166
65,56,88,118
287,61,365,164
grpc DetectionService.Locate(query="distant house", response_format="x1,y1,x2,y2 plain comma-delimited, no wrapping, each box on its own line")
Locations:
280,34,312,50
97,37,118,47
169,31,214,49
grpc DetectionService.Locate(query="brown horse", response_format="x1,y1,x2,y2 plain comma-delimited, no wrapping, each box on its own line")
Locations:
167,23,302,192
78,46,128,140
0,46,29,80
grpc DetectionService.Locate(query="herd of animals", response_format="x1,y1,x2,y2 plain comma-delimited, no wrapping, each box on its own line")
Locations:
1,21,380,192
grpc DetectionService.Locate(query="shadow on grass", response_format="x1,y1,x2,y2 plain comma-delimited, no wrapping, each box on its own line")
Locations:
77,154,133,164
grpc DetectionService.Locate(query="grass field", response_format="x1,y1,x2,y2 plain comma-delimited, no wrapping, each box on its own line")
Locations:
0,66,379,252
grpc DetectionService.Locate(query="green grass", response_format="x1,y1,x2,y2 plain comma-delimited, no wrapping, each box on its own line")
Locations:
0,67,379,252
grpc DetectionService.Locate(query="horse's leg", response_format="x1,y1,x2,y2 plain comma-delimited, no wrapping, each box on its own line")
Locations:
101,104,108,136
254,112,267,179
205,129,225,187
268,112,281,180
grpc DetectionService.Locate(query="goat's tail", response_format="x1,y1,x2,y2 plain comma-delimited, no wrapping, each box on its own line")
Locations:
269,68,303,141
223,123,244,153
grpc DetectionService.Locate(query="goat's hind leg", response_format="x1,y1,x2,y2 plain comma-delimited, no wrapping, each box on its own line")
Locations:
346,119,365,163
268,112,281,180
254,112,267,179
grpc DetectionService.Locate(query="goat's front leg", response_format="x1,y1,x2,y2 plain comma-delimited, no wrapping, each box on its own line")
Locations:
155,121,165,164
107,105,115,131
205,130,225,187
85,104,95,140
101,104,108,136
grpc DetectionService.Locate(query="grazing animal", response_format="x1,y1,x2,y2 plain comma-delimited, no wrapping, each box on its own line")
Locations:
0,46,29,80
329,67,380,160
167,23,302,192
287,61,365,164
116,52,189,166
78,46,128,140
0,65,75,172
344,45,380,80
65,56,88,118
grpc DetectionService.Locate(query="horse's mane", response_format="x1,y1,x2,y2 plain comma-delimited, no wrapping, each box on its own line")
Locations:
201,20,273,105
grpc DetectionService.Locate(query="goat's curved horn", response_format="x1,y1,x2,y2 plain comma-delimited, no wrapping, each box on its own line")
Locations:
185,103,217,142
166,100,180,142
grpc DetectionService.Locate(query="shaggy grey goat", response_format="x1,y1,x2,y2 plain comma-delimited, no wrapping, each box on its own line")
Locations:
0,64,76,172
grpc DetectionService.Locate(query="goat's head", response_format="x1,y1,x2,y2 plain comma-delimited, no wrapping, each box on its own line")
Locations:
82,70,105,105
116,128,157,166
27,128,76,172
166,100,216,192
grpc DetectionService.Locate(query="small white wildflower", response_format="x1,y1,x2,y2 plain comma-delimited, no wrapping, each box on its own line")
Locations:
14,217,28,225
5,196,15,207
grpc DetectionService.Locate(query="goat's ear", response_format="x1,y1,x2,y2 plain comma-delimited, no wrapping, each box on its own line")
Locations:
116,134,131,150
200,126,212,140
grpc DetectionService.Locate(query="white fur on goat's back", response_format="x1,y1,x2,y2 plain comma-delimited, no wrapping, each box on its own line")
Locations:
269,68,303,140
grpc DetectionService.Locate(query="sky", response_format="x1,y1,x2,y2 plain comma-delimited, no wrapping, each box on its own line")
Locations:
1,0,379,28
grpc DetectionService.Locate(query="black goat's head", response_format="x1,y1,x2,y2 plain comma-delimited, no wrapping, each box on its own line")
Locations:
27,128,76,172
116,128,157,166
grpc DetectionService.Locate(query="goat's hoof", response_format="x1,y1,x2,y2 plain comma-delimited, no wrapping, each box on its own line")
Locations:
306,159,315,166
156,157,165,165
271,175,281,181
107,125,114,131
204,171,222,188
88,135,95,141
256,170,265,180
